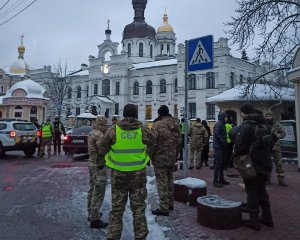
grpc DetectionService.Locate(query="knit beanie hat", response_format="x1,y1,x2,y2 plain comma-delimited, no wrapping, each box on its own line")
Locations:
123,104,137,118
240,102,254,114
158,105,169,116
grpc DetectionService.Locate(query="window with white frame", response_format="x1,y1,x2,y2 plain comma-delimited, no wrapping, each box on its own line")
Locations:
133,81,139,95
160,79,166,93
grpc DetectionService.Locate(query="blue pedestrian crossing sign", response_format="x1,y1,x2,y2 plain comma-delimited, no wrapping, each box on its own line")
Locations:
187,35,214,72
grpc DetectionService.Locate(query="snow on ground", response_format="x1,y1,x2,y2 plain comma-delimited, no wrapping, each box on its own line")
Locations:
31,166,168,240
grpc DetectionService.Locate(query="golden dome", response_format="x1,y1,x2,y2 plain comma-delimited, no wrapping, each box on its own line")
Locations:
157,13,173,33
18,45,25,53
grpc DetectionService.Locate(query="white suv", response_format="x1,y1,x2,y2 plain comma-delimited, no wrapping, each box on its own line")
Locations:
0,119,39,158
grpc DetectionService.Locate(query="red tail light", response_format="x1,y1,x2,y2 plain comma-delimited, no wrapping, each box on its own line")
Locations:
36,129,42,137
64,136,70,142
9,130,16,137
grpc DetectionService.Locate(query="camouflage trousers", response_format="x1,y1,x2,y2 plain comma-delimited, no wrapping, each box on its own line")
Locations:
87,166,107,221
272,149,285,178
39,138,52,157
107,169,148,240
154,166,174,212
189,145,203,168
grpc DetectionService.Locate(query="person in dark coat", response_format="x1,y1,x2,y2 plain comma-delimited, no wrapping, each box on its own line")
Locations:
201,120,211,167
233,103,274,231
212,112,230,187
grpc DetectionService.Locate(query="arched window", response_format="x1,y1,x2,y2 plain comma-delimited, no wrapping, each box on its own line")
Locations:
30,106,37,115
230,72,235,88
0,111,2,119
146,80,152,94
68,87,72,99
160,79,166,93
128,43,131,57
206,72,215,89
167,44,170,55
77,86,81,98
139,43,143,57
102,79,110,96
0,85,3,94
150,45,153,58
30,106,37,122
174,78,178,93
14,106,23,118
133,81,139,95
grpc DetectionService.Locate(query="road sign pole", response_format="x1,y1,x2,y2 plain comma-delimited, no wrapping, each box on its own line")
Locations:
183,40,189,178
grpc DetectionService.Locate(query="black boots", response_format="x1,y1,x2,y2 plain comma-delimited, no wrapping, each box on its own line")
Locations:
90,219,108,229
243,219,261,231
151,209,169,216
260,208,274,227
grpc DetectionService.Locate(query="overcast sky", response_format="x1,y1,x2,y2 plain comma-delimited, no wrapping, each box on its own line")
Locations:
0,0,243,72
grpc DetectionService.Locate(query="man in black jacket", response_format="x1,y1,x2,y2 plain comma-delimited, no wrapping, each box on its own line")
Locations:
213,112,230,187
234,103,274,231
53,116,66,155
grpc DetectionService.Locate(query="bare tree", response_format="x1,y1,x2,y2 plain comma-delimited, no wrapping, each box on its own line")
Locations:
43,62,72,117
226,0,300,67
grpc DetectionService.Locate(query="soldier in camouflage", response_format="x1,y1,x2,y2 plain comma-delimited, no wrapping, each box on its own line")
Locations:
151,105,182,216
87,116,108,229
189,118,208,169
265,112,288,186
100,104,156,240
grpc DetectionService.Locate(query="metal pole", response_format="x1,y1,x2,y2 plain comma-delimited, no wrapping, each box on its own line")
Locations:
183,40,189,178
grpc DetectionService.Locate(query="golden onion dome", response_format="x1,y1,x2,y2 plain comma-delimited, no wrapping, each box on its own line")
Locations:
157,13,173,33
18,45,25,53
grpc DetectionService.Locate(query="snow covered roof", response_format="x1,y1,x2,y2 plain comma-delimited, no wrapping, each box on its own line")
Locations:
6,79,48,99
76,112,97,119
96,96,113,103
132,58,177,70
68,69,89,76
206,84,295,103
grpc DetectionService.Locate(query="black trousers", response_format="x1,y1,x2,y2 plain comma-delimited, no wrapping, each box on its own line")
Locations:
244,173,271,218
201,144,209,165
213,147,226,182
53,134,62,154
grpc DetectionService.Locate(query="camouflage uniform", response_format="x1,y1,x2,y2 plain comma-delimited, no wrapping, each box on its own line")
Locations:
270,121,286,179
87,117,108,222
152,116,181,212
188,122,208,168
100,117,156,240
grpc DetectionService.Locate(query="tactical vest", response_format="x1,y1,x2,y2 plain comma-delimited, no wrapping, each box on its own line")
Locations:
105,125,150,172
41,124,52,138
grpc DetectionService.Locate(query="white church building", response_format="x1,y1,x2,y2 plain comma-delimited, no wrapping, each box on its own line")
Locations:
4,0,294,125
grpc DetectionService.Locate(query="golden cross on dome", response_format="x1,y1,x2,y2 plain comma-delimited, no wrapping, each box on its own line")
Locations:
20,33,24,45
107,19,110,29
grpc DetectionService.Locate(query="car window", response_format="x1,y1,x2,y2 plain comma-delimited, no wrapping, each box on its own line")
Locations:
72,126,92,135
13,123,36,131
0,123,7,130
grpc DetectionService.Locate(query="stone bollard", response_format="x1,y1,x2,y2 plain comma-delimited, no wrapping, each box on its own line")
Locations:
174,178,207,206
197,195,242,230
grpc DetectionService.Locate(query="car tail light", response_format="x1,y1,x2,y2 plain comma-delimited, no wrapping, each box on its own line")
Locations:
64,136,70,142
9,130,16,137
36,129,42,137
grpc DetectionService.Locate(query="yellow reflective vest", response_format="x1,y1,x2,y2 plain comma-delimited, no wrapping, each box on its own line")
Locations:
225,123,233,143
105,125,150,171
41,124,52,138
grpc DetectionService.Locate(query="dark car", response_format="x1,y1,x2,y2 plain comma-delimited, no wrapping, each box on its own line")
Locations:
63,126,92,154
